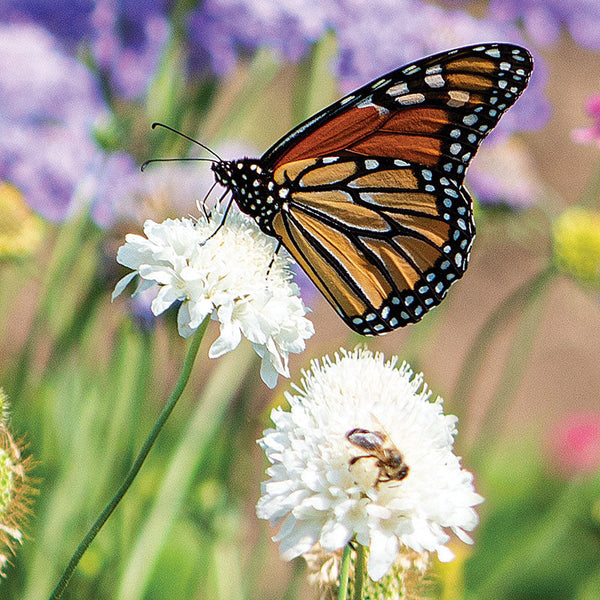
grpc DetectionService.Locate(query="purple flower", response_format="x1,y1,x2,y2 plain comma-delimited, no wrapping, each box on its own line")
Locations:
1,0,171,100
0,0,95,45
187,0,330,75
330,0,550,136
489,0,600,50
0,22,139,224
466,137,541,208
91,0,171,99
0,23,106,220
572,94,600,148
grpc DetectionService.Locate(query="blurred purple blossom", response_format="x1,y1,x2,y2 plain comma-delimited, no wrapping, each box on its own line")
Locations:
0,0,95,45
466,137,541,208
1,0,171,100
329,0,550,137
0,22,138,224
572,94,600,148
488,0,600,50
91,0,171,99
187,0,330,75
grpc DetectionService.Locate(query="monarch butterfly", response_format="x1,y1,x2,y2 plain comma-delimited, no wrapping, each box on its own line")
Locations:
211,43,533,335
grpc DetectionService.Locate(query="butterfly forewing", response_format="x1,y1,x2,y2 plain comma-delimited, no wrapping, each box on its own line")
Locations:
262,44,533,183
214,43,533,335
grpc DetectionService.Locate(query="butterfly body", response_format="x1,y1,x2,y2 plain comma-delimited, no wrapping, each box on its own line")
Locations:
211,43,533,335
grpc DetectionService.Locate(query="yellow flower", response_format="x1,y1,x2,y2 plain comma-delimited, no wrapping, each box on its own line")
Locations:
552,207,600,288
0,182,44,259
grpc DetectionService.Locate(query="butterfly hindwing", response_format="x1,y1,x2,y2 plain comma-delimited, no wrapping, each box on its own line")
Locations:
271,156,474,334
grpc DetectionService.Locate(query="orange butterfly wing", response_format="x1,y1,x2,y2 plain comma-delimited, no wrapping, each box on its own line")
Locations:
270,156,473,333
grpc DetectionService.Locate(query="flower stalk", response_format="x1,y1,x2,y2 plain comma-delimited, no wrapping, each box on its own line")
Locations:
353,544,366,600
47,318,208,600
337,544,352,600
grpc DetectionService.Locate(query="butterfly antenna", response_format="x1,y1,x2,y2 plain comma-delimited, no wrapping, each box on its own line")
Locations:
141,157,217,171
151,122,223,161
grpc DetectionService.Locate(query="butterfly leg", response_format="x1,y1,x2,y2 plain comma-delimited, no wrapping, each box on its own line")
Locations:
266,240,282,279
200,192,233,245
197,180,218,220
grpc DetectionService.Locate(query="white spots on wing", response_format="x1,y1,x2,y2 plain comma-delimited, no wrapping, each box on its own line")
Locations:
365,159,379,170
426,64,443,75
499,61,511,71
424,73,445,88
485,48,501,58
447,90,470,107
322,156,338,164
387,82,409,97
394,159,410,167
463,114,477,126
340,95,355,106
450,143,461,155
396,92,425,105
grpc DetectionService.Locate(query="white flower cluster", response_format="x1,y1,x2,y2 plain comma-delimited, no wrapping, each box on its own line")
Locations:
113,208,314,387
257,349,483,581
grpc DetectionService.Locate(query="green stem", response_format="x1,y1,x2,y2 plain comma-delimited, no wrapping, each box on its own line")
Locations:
337,544,353,600
353,544,366,600
451,264,556,418
47,319,209,600
471,276,552,462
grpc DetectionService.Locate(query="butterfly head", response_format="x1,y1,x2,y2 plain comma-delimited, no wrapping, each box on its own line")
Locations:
212,159,280,236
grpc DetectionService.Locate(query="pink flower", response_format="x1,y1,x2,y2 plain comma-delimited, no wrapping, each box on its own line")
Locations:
547,412,600,475
572,94,600,147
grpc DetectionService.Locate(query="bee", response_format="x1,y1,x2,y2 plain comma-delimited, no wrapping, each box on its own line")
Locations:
346,427,409,485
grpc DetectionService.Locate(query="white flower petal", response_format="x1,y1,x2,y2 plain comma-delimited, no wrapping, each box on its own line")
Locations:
111,271,137,300
151,285,184,315
368,528,399,581
319,519,353,551
209,322,242,358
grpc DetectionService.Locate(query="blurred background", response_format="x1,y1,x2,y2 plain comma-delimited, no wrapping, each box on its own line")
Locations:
0,1,600,598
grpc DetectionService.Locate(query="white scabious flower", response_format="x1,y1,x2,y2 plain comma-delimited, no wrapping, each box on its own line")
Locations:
112,208,314,388
256,348,483,581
